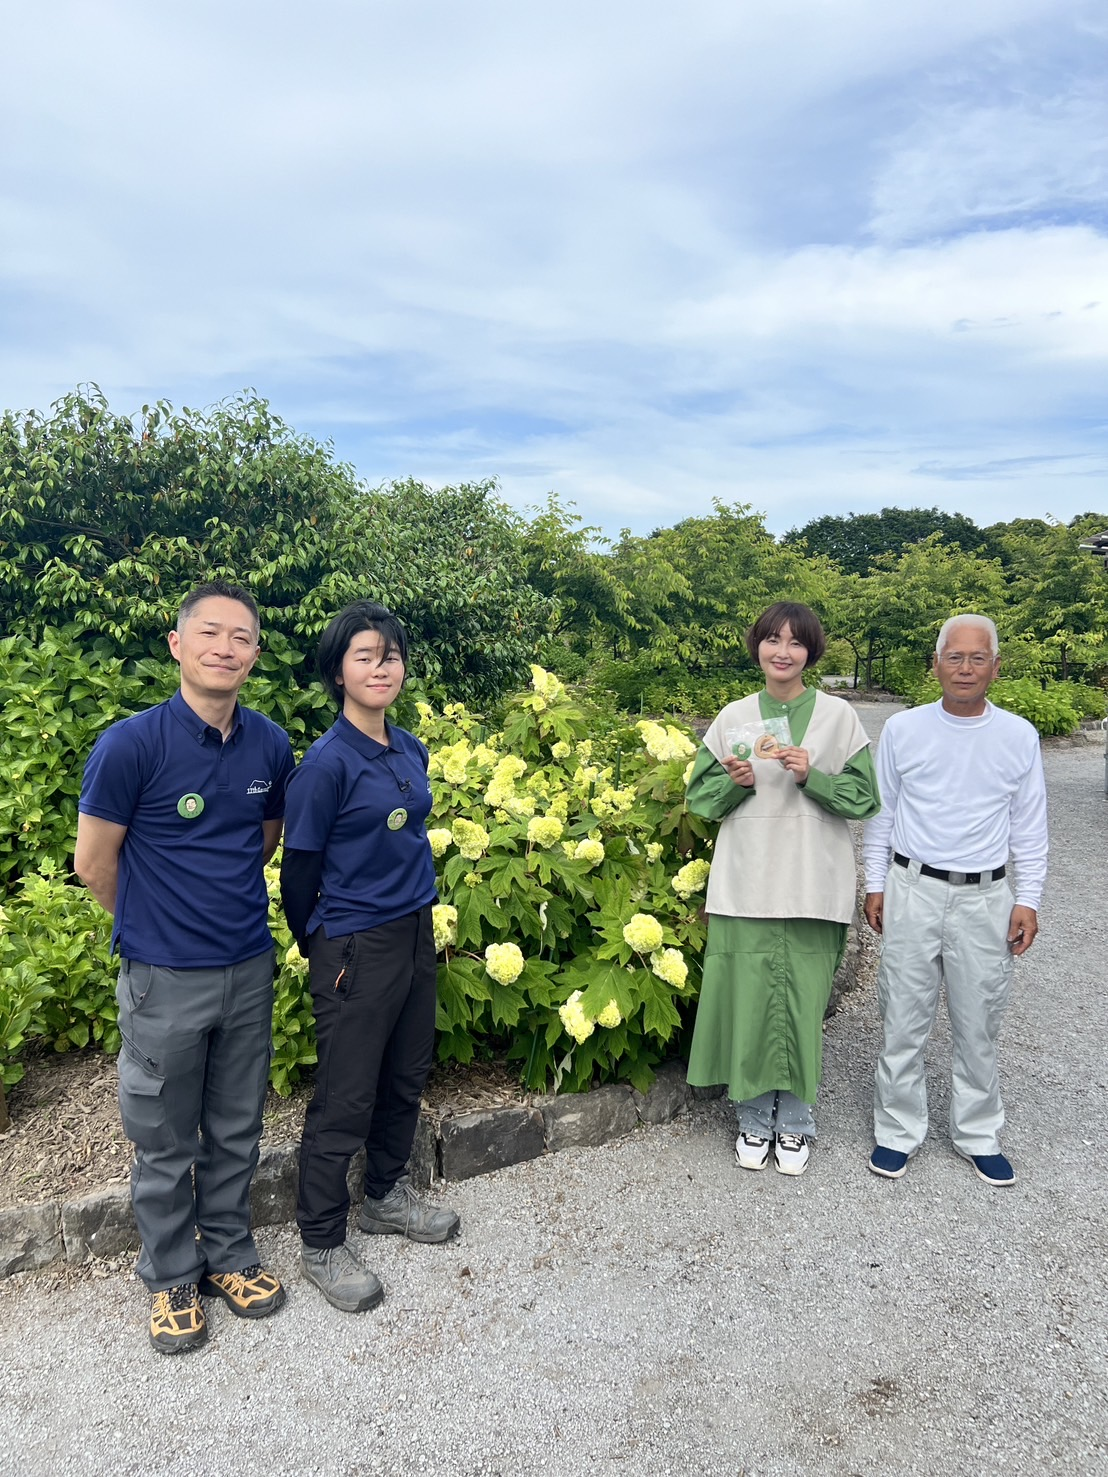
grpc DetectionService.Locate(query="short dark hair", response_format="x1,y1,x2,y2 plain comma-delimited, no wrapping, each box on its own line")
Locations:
177,580,260,638
745,602,826,668
316,600,409,708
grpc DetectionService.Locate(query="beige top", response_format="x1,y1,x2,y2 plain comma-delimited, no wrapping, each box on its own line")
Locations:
702,691,870,923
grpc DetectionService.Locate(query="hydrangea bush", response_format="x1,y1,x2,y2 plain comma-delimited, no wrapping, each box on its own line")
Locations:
0,667,718,1097
404,666,716,1093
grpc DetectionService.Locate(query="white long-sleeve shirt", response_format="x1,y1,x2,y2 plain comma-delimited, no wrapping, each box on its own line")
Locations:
863,701,1048,909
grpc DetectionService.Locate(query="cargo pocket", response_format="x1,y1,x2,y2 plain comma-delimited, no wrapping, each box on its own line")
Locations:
118,1040,172,1152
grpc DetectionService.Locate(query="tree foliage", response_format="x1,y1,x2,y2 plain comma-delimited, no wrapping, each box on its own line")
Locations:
783,505,1002,575
0,388,551,707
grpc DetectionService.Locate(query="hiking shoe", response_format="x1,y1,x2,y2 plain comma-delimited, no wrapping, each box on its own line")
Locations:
774,1132,810,1176
358,1179,461,1244
735,1132,771,1171
199,1263,286,1319
300,1242,384,1314
967,1152,1016,1187
149,1283,207,1355
869,1145,913,1180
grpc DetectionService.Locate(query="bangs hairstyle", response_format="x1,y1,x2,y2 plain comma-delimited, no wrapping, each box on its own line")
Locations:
745,602,826,668
177,580,260,639
317,600,410,708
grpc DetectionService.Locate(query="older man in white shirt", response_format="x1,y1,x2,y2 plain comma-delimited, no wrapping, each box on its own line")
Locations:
862,614,1048,1186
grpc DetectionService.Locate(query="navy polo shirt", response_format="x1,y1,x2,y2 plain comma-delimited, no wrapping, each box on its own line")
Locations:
283,715,437,937
79,690,295,967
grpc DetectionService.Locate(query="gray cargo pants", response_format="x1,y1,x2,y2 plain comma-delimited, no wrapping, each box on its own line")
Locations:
115,948,275,1291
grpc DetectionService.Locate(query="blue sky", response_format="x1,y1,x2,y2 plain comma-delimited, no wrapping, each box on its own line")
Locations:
2,0,1106,537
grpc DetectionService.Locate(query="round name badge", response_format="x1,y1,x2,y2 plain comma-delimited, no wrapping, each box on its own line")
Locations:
387,807,409,831
177,792,205,819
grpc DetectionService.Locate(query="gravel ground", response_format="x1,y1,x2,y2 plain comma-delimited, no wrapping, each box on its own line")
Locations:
1,725,1106,1477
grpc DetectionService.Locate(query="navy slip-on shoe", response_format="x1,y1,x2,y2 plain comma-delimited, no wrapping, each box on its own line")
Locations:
868,1145,912,1179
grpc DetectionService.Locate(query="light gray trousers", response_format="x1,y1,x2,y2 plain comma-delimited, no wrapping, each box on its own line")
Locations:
116,949,275,1290
874,862,1014,1157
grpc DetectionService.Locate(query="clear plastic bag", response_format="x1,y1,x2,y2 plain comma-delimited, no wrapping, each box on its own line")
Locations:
725,716,792,761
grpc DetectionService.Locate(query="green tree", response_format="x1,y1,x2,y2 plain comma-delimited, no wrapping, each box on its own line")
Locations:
0,388,552,707
994,519,1108,680
784,506,1001,575
826,536,1006,688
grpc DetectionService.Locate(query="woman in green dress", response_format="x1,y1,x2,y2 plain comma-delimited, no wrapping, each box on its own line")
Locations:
685,602,880,1176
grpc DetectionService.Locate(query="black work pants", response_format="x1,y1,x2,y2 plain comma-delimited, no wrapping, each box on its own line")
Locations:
297,906,436,1248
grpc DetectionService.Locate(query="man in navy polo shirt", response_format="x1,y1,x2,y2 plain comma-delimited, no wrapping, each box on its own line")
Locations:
75,581,295,1355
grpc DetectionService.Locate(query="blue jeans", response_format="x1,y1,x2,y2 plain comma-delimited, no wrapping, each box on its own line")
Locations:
736,1090,816,1138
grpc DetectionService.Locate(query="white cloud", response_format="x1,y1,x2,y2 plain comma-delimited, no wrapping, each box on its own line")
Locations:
0,0,1105,536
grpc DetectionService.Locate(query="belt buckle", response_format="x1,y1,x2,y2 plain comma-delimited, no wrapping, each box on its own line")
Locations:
948,870,968,886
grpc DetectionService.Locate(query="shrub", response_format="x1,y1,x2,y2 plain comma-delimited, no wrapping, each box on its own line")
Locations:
902,674,1091,736
0,667,718,1098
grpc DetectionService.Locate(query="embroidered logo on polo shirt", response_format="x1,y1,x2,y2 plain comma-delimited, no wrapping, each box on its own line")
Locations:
246,779,272,795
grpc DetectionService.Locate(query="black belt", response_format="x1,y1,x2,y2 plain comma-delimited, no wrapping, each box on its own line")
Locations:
893,853,1005,885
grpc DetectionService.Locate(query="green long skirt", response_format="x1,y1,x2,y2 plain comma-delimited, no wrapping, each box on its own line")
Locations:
686,916,847,1103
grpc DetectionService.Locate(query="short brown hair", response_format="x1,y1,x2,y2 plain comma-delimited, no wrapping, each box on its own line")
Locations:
745,602,826,668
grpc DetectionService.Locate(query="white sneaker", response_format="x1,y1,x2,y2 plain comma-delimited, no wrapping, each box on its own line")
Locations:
774,1132,810,1176
735,1132,771,1171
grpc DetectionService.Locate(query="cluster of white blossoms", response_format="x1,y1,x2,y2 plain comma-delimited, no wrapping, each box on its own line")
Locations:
452,818,490,860
484,941,525,985
527,814,565,849
623,913,665,953
566,837,605,869
672,858,711,899
530,665,567,702
284,943,309,976
427,827,454,858
438,739,473,786
591,786,636,819
646,842,664,863
485,754,528,809
558,989,595,1044
637,721,697,764
432,904,458,952
502,794,537,820
650,947,688,988
550,740,571,760
559,990,622,1043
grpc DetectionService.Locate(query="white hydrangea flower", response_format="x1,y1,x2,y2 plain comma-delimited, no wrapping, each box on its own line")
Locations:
623,913,664,953
427,828,453,859
432,904,458,952
672,858,711,899
650,947,689,988
527,815,564,849
484,941,526,985
452,818,490,860
558,988,595,1044
574,838,605,869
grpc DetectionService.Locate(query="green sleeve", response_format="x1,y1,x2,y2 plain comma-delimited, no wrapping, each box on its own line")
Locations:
684,743,755,820
801,744,881,820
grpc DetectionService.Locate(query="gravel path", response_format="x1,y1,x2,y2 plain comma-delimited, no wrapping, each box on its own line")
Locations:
1,725,1105,1477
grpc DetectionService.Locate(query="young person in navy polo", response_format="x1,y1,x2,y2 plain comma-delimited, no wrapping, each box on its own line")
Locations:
281,600,460,1314
75,581,295,1354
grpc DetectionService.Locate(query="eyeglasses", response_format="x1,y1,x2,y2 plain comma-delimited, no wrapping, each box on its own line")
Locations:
938,652,995,669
